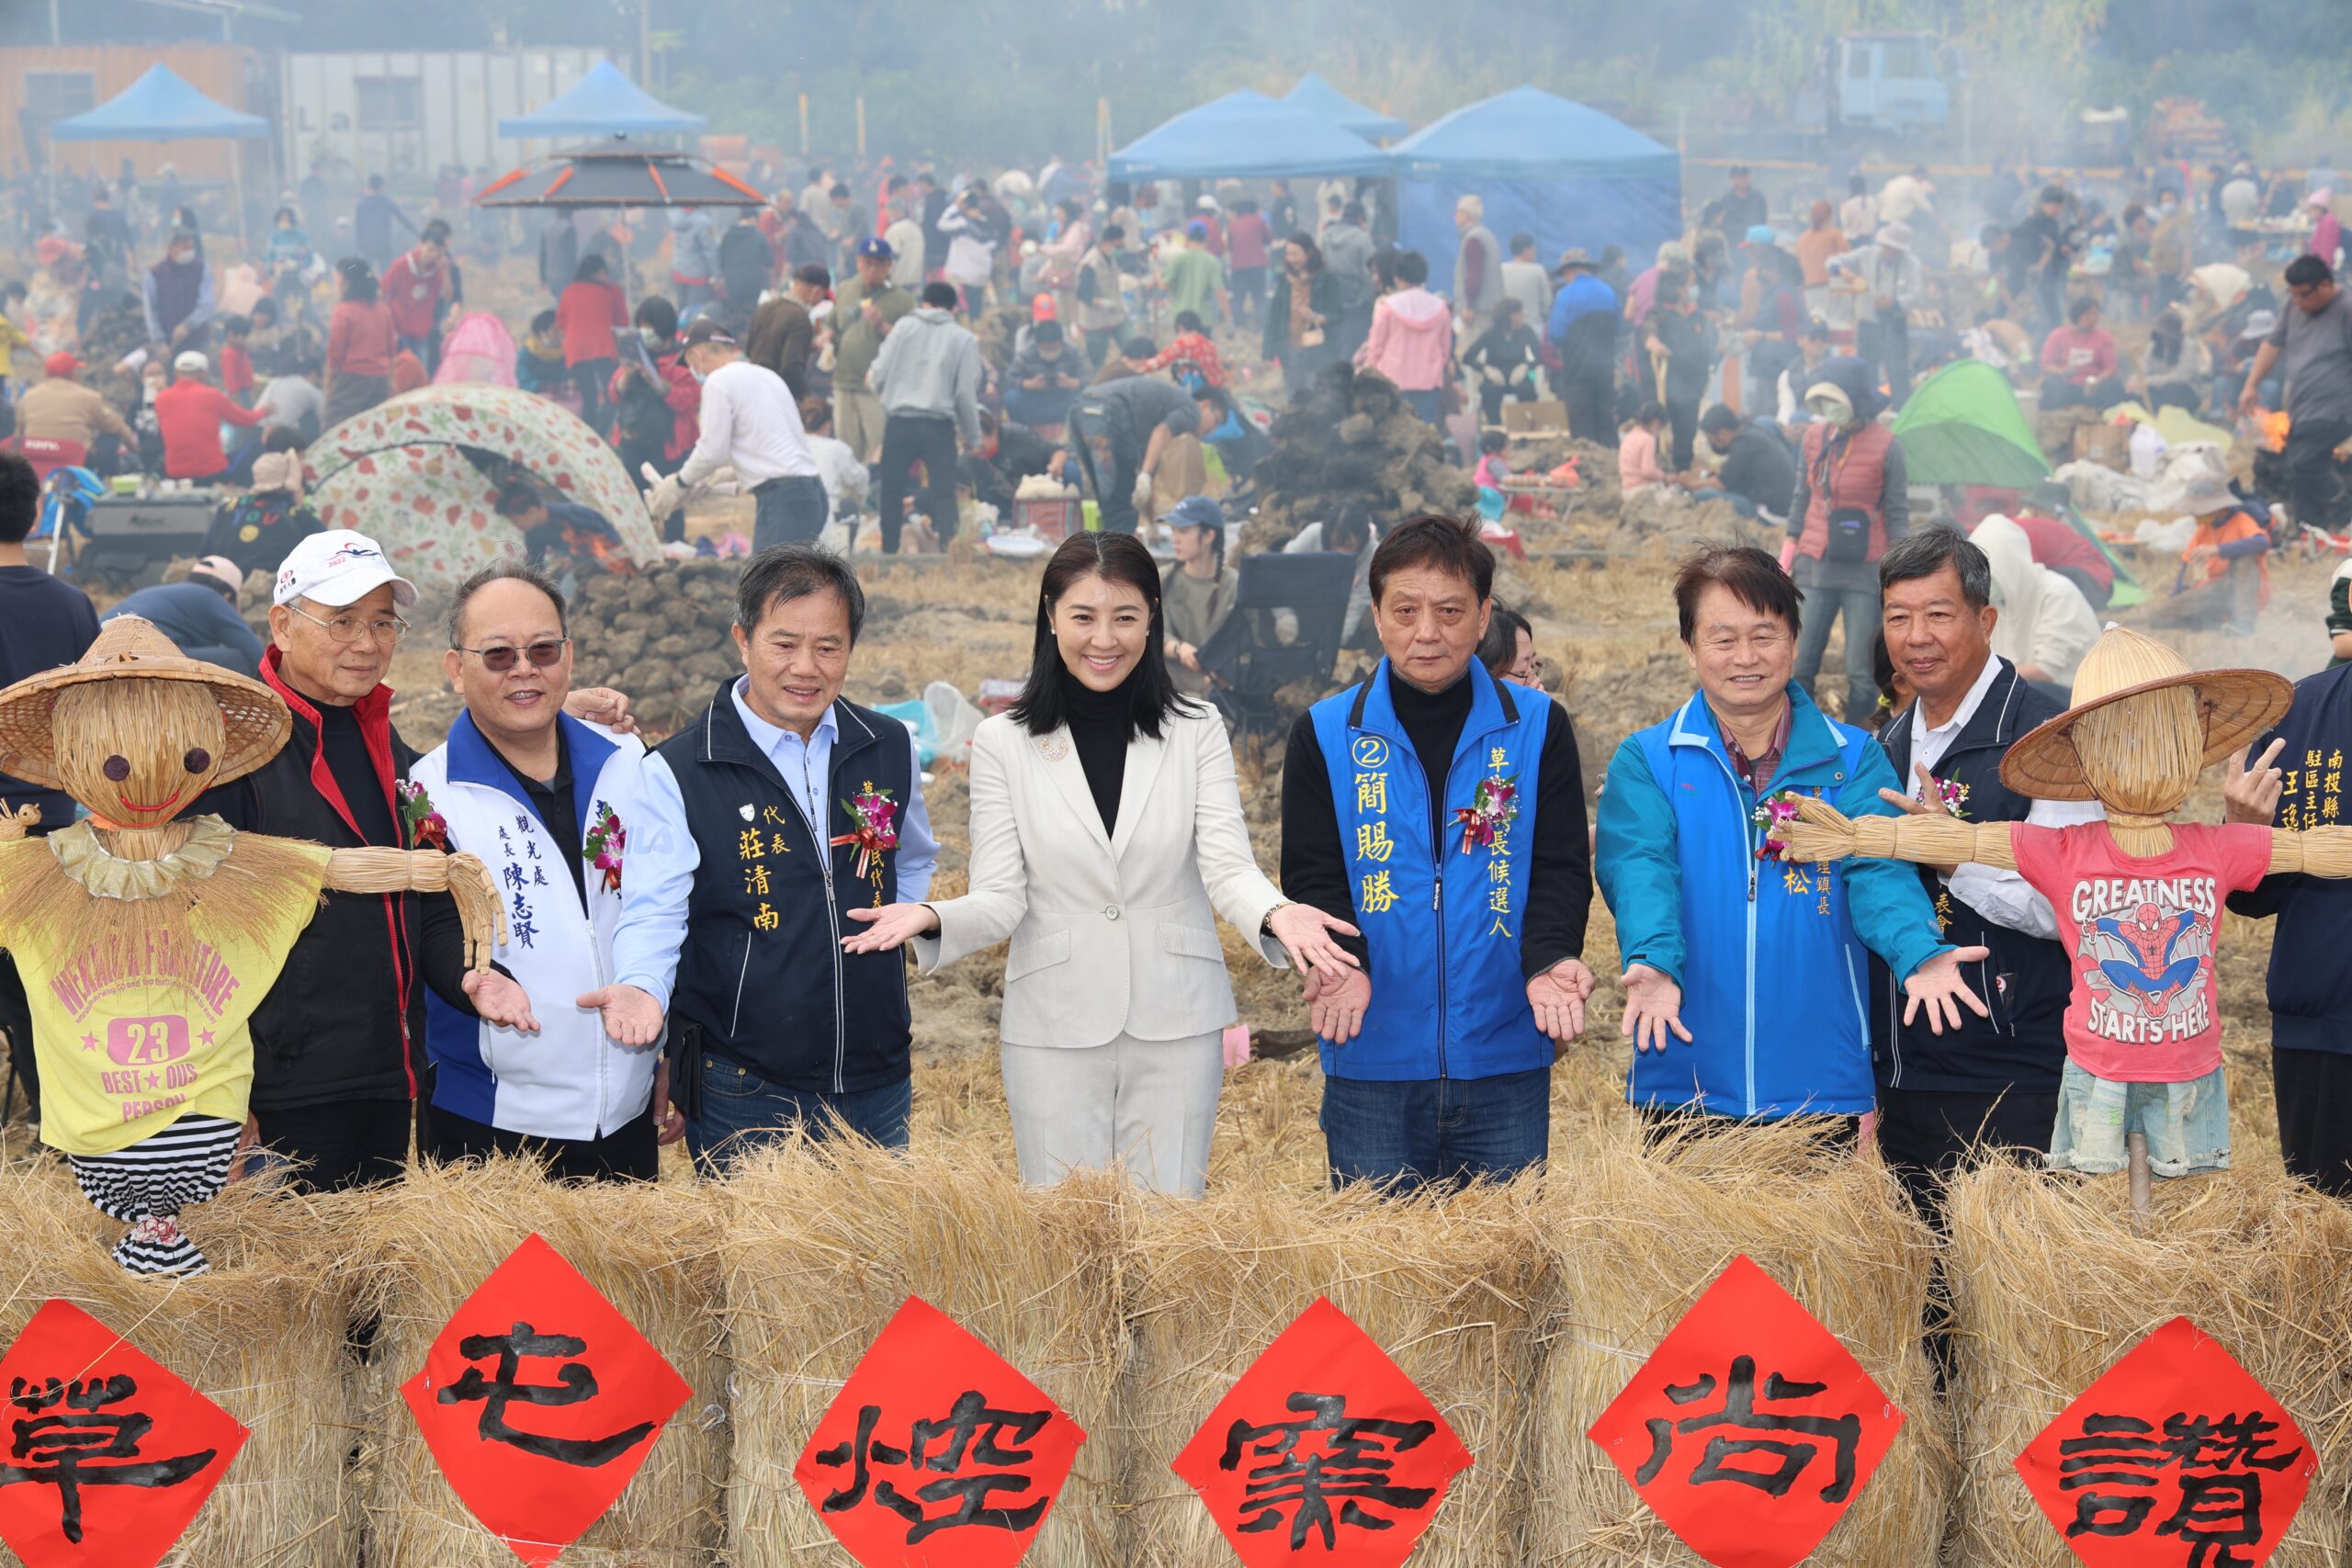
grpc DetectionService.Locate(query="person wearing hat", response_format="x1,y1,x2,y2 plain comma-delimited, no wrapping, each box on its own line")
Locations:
2142,472,2269,637
1158,496,1238,699
2038,296,2128,411
1192,192,1227,257
867,282,985,552
141,226,216,352
16,352,132,476
831,236,916,464
842,532,1354,1197
103,556,265,678
1159,220,1229,331
1787,355,1910,722
2224,308,2283,413
203,440,323,578
1547,249,1620,444
1825,220,1923,405
648,319,827,553
153,350,266,483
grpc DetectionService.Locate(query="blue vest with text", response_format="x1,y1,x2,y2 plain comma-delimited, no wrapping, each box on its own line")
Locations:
1310,660,1550,1081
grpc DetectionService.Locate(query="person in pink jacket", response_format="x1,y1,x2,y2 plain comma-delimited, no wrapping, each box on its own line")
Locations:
1353,250,1454,423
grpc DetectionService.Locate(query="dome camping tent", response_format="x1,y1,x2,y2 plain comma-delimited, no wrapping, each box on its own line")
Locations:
1388,85,1681,296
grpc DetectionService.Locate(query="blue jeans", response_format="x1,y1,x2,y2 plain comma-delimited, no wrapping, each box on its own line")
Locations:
684,1055,911,1175
1791,555,1882,724
1401,389,1443,424
752,474,829,551
1319,1066,1551,1193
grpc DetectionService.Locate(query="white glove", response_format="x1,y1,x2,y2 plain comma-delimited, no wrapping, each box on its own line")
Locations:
1131,468,1154,508
643,472,686,522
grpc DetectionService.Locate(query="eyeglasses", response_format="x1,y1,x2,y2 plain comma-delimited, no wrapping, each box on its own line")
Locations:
456,638,570,672
288,605,408,646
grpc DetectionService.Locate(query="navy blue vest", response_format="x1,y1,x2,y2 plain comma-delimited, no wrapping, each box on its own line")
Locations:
656,683,913,1093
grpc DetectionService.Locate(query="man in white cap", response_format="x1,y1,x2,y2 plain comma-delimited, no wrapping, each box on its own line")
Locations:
196,529,620,1189
153,348,264,482
101,555,264,676
1826,220,1924,405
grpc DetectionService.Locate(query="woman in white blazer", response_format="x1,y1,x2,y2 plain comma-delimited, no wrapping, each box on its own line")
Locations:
843,532,1358,1196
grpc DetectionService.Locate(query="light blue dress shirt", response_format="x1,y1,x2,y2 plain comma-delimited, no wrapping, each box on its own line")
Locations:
611,680,937,1009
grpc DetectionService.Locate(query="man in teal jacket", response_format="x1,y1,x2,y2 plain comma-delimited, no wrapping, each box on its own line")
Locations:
1596,545,1988,1123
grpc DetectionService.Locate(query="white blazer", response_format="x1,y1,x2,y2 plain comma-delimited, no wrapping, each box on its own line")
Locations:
913,705,1287,1048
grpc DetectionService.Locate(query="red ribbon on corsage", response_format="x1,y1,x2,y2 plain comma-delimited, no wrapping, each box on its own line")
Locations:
831,785,901,880
1454,776,1518,855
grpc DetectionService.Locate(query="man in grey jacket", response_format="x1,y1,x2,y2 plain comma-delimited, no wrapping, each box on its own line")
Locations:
1320,200,1376,357
867,282,984,553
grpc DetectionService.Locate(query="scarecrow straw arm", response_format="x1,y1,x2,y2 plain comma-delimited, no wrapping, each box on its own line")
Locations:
2269,826,2352,878
1779,795,2019,870
325,849,506,971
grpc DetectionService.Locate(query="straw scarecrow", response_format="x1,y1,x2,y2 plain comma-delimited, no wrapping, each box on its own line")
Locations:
1776,626,2352,1205
0,618,503,1274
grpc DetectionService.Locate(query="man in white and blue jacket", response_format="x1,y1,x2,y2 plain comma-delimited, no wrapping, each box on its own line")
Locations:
1280,517,1595,1193
414,561,666,1181
1596,545,1988,1129
599,544,935,1172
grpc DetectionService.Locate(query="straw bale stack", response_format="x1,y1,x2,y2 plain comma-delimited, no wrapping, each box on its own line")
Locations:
1534,1120,1951,1566
718,1137,1126,1567
1944,1162,2352,1567
0,1167,364,1568
350,1158,728,1568
1123,1178,1549,1566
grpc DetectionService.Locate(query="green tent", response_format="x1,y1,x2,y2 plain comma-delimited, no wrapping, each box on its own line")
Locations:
1891,360,2050,490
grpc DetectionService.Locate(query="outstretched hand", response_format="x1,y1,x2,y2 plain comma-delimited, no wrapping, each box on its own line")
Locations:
1621,963,1692,1055
1267,902,1362,978
1903,947,1993,1034
1306,964,1371,1044
842,902,941,953
1527,958,1594,1043
464,969,540,1034
578,983,665,1047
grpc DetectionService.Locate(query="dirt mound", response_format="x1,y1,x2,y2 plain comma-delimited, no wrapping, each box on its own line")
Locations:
569,557,747,735
1243,362,1477,550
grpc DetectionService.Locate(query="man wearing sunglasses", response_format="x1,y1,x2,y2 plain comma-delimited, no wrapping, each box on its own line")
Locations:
198,528,630,1191
411,559,682,1180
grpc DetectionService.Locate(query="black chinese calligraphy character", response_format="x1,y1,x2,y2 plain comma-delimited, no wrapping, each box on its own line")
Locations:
435,1323,654,1467
815,1394,1052,1542
1217,1392,1438,1551
1634,1356,1862,1503
2059,1411,2301,1564
1,1375,216,1544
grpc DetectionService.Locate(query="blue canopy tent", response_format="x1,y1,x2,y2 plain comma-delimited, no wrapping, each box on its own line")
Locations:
49,64,271,245
1283,73,1408,143
1108,90,1387,183
1389,86,1681,298
497,60,707,139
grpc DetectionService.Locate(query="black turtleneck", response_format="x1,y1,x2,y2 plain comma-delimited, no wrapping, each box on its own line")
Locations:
1060,666,1134,836
1388,671,1474,847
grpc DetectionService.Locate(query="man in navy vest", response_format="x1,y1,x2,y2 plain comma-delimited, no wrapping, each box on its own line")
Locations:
596,545,937,1170
1279,515,1595,1192
1869,527,2098,1222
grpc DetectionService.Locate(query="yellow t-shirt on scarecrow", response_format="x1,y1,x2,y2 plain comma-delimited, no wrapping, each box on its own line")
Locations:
0,820,330,1156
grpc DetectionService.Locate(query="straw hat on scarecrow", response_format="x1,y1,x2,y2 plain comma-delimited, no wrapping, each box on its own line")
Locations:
0,618,503,1275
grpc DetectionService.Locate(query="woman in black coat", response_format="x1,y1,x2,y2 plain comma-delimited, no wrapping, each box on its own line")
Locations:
1264,232,1342,398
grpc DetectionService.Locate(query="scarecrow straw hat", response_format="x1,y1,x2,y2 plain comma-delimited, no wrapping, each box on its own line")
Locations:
2000,625,2290,801
0,617,289,794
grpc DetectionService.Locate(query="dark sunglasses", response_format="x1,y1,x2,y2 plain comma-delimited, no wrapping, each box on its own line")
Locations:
458,637,569,672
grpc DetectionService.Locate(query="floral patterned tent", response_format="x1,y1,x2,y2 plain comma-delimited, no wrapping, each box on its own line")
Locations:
305,384,661,595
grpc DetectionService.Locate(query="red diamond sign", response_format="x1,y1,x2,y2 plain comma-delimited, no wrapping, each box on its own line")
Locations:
794,1295,1087,1567
401,1233,692,1567
1587,1254,1904,1568
1171,1296,1474,1567
2016,1315,2315,1568
0,1299,248,1568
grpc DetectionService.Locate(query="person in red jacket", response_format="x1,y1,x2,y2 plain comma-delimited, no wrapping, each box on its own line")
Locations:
380,219,459,375
556,253,629,434
325,258,397,428
610,295,700,489
154,350,265,480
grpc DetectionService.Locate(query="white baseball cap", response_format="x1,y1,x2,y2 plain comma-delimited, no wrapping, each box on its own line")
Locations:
173,349,209,376
273,528,419,609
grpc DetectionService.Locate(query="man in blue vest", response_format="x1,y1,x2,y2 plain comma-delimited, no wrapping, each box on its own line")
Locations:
1279,514,1595,1192
1869,527,2098,1220
1596,545,1988,1134
595,544,937,1170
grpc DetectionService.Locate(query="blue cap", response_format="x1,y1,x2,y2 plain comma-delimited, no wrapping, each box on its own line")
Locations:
855,235,895,261
1163,495,1227,531
1745,223,1776,245
1185,219,1210,239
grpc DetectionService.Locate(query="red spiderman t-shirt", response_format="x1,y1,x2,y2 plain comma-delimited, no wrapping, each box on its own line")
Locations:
2009,821,2274,1083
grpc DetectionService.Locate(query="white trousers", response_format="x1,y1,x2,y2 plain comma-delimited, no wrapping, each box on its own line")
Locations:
999,1031,1224,1198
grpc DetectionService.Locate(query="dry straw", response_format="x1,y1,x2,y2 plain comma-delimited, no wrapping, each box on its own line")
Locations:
718,1135,1126,1567
1122,1176,1550,1566
348,1157,729,1568
1944,1161,2352,1567
1534,1117,1952,1567
0,1165,366,1568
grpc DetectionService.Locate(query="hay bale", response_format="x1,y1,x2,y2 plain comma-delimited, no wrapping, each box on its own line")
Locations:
351,1159,728,1568
1945,1162,2352,1567
0,1167,364,1568
1534,1120,1951,1566
1124,1179,1548,1566
719,1138,1125,1567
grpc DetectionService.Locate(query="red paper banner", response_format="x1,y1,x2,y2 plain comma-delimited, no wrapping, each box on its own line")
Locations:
795,1295,1087,1568
1171,1296,1474,1568
0,1299,248,1568
401,1233,691,1568
1587,1254,1904,1568
2016,1315,2315,1568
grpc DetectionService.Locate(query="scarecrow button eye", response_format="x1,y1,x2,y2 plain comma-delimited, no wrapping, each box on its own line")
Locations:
184,748,213,774
102,755,130,781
